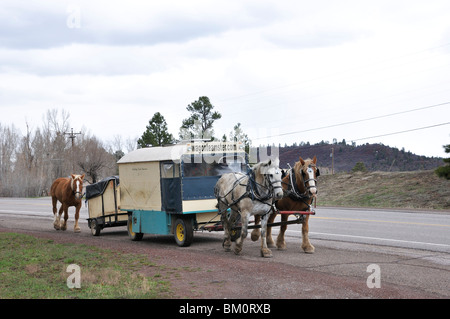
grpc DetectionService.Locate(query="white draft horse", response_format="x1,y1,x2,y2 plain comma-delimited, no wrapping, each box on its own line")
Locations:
215,158,284,258
251,156,319,253
50,174,85,233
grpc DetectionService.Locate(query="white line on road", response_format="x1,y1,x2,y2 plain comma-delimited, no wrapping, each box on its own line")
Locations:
282,229,450,249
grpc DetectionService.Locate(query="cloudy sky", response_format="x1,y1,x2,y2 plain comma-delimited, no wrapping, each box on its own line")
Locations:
1,0,449,157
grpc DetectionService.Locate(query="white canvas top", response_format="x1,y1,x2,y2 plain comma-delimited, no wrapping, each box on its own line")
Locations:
117,145,187,164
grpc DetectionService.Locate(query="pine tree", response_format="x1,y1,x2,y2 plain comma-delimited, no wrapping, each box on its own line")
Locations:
179,96,221,140
138,112,174,148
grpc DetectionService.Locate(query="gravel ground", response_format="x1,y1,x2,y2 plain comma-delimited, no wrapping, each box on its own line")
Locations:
1,215,448,299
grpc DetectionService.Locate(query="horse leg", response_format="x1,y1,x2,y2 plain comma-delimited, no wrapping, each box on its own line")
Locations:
266,213,276,248
276,214,288,250
250,215,260,242
260,213,273,258
52,197,60,230
301,215,315,253
74,203,81,233
220,206,232,252
60,204,68,231
234,212,249,255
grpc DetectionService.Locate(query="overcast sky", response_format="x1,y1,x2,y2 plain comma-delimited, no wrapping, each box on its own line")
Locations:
1,0,449,158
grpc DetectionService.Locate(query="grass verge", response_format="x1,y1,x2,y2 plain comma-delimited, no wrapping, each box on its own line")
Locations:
0,232,172,299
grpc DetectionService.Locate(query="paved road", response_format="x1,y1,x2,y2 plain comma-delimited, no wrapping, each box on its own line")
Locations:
0,197,449,298
279,207,450,253
1,198,448,252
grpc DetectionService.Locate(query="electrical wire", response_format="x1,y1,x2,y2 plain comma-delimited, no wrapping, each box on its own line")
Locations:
252,101,450,141
351,122,450,142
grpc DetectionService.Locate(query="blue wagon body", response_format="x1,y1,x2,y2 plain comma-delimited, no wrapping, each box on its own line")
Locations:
116,141,247,246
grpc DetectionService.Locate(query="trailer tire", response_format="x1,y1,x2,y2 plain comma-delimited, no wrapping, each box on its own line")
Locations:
174,217,193,247
90,219,101,236
127,214,143,241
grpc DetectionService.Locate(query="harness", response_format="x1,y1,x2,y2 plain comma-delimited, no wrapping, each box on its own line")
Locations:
284,163,319,209
215,167,282,216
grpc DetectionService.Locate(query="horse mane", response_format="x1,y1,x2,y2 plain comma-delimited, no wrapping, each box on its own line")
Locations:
292,157,316,193
70,174,85,192
252,158,279,183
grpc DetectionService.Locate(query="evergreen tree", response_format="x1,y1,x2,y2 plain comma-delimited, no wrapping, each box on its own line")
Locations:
435,144,450,179
179,96,221,140
229,122,251,153
138,112,174,148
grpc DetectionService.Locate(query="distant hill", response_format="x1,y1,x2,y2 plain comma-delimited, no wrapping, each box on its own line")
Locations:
254,142,443,173
317,170,450,210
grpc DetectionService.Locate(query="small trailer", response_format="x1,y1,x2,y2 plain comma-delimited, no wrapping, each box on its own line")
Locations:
116,141,247,247
86,176,128,236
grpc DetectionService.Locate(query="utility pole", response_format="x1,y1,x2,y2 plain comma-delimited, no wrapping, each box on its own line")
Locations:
64,128,81,172
331,147,335,174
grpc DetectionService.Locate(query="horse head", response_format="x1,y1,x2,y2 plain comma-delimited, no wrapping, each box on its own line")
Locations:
257,158,284,201
71,174,85,200
296,156,320,196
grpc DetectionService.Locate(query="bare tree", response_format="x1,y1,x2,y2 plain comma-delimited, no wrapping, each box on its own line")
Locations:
76,135,116,183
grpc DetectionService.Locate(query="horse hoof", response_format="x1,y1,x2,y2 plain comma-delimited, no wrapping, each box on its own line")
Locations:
261,249,273,258
250,230,260,242
234,247,242,255
74,228,81,233
302,245,315,254
54,225,60,230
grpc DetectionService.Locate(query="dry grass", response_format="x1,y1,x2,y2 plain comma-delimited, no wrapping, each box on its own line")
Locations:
317,170,450,210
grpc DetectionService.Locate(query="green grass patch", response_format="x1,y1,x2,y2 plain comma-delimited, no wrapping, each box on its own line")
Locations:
0,233,172,299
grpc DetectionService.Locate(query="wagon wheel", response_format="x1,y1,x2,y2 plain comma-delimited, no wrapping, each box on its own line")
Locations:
90,219,101,236
127,214,143,241
174,217,193,247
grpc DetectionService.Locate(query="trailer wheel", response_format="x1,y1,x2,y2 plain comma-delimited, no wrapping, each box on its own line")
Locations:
90,219,101,236
127,215,143,241
174,217,193,247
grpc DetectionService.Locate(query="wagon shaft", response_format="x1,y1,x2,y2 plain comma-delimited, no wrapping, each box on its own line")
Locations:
231,211,314,231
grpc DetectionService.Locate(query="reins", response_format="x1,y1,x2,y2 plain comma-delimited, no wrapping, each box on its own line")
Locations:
216,166,282,216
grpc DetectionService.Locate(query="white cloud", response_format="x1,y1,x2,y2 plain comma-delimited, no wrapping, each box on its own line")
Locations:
0,0,449,158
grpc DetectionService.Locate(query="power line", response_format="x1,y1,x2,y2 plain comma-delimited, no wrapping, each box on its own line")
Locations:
253,101,450,140
351,122,450,142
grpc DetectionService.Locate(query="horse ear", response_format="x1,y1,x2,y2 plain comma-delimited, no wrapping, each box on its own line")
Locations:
71,174,76,180
313,156,317,164
299,157,305,165
81,174,85,180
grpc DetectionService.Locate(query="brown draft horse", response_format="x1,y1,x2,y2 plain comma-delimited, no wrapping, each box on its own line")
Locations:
251,156,319,253
50,174,85,233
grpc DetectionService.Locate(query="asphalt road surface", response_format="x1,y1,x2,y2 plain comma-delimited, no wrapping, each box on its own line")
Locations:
0,197,449,298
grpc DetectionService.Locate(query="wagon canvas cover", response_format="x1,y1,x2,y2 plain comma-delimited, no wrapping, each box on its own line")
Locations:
86,176,120,200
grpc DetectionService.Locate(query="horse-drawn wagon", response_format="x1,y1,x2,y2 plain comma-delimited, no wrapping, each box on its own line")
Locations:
115,141,247,247
82,140,320,256
86,176,126,236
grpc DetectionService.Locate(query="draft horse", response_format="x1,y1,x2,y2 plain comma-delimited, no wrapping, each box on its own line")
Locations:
251,156,320,253
215,158,284,258
50,174,85,233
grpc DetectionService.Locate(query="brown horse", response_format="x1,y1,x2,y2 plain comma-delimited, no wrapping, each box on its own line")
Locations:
51,174,85,233
251,156,319,253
